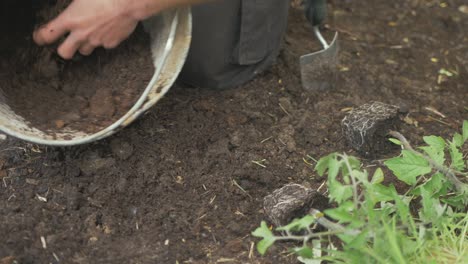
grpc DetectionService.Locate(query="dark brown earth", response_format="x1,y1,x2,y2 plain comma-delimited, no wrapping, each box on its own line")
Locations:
0,0,153,134
0,1,467,263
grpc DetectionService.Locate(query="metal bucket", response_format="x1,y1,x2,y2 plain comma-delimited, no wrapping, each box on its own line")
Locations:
0,8,192,146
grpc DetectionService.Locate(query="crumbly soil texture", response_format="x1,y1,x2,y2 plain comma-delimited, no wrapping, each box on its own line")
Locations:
0,1,467,263
0,0,153,134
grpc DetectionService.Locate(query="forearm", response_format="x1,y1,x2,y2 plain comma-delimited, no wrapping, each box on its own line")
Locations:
129,0,214,20
33,0,213,59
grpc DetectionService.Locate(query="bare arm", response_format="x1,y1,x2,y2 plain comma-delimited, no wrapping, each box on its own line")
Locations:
33,0,211,59
130,0,210,20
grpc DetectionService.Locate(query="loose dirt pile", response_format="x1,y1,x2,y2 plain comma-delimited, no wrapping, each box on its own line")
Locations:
0,0,154,134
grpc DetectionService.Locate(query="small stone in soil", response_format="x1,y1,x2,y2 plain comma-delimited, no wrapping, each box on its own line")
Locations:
55,120,65,129
89,89,116,117
342,101,401,157
110,139,134,160
79,155,116,175
225,239,244,253
263,183,328,227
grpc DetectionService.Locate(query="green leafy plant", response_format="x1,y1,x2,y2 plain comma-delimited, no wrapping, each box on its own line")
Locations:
253,121,468,263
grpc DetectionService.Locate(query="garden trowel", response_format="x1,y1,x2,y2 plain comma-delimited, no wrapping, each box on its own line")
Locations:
300,0,339,91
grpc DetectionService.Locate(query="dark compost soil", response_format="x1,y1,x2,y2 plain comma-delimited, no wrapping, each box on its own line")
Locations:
0,0,153,134
0,0,467,263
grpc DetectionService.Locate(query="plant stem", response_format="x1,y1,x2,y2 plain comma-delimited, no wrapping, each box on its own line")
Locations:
309,209,361,236
389,131,467,194
339,154,360,207
275,229,345,242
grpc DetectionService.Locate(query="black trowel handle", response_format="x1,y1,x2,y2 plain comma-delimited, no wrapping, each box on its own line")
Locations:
304,0,328,27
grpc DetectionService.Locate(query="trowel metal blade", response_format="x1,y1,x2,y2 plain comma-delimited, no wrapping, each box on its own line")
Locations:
300,32,339,91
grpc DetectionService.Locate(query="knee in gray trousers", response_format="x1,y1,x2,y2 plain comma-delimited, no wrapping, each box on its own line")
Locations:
178,0,289,89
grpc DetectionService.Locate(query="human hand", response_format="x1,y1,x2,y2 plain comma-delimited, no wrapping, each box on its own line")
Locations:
33,0,139,59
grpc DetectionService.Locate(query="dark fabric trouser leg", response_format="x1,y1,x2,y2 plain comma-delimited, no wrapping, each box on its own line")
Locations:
178,0,289,89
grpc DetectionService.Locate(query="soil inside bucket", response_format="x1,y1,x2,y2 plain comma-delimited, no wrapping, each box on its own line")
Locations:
0,0,154,136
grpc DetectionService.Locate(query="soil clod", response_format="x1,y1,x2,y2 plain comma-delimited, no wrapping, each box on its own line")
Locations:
110,139,134,160
342,102,401,157
264,183,328,227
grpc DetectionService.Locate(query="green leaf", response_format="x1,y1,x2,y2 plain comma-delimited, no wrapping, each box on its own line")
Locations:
256,239,275,256
371,168,384,184
393,194,410,225
252,222,274,239
452,133,464,147
400,237,419,256
442,194,468,210
348,156,362,170
419,136,446,166
463,120,468,142
328,181,353,204
297,240,323,263
315,153,336,176
252,221,276,255
340,155,361,177
419,188,434,222
381,218,406,263
324,201,356,223
423,136,446,152
389,138,402,145
420,187,446,223
414,173,448,197
277,215,315,232
337,233,355,244
419,146,445,167
368,184,397,203
385,150,432,185
346,229,368,249
292,246,314,259
327,157,341,181
351,169,368,183
298,256,321,264
449,141,465,171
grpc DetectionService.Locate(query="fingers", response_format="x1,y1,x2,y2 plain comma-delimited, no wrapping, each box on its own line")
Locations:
57,33,83,60
101,21,137,49
34,13,138,59
79,43,96,56
33,15,70,46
